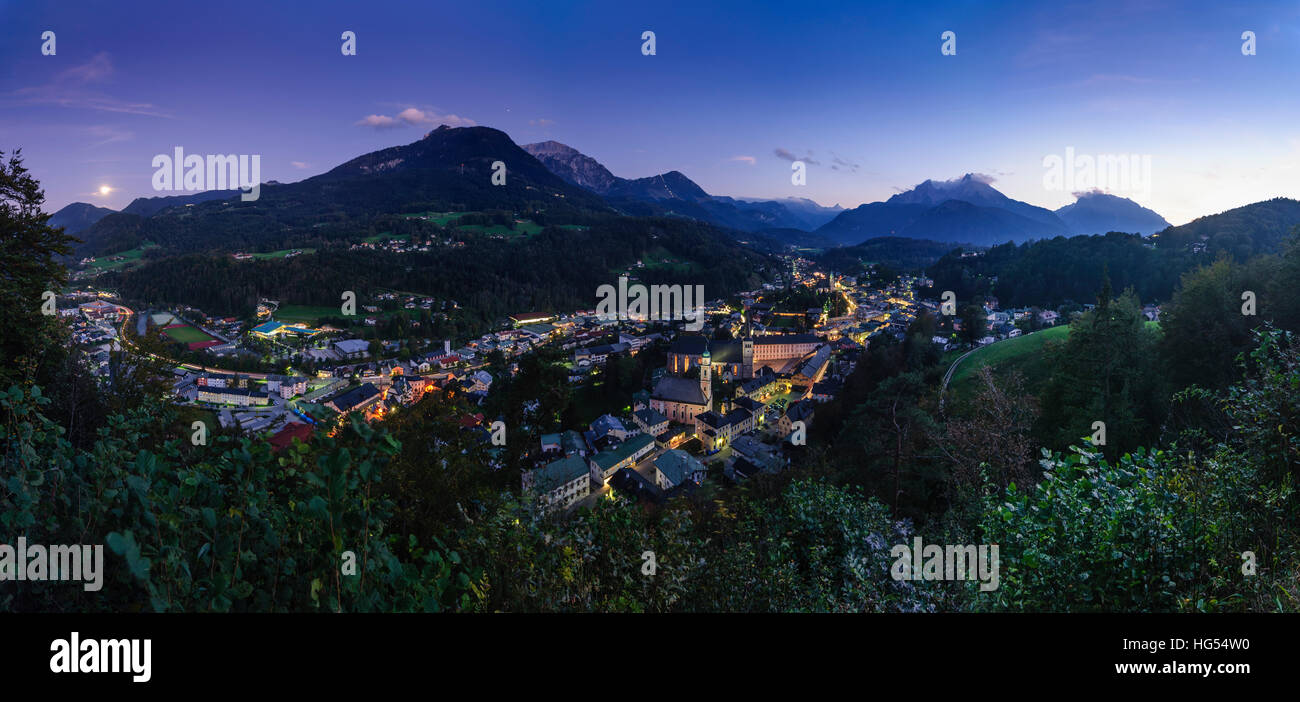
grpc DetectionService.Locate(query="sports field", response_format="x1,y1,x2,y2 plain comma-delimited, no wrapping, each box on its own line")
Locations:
163,324,217,344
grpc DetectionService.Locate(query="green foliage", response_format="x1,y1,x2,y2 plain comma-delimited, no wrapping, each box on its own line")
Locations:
460,494,696,613
0,151,76,389
681,479,957,612
1159,256,1270,390
984,447,1199,611
1038,288,1165,457
929,232,1182,308
0,385,481,612
985,328,1300,612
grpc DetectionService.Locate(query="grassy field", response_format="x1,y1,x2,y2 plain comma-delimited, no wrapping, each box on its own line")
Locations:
453,220,544,238
275,305,342,324
162,324,217,344
949,320,1161,397
88,243,158,271
633,245,699,274
401,211,558,239
766,315,802,329
401,211,462,225
248,248,316,260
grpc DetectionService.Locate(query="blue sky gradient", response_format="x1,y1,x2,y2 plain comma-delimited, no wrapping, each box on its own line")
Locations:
3,0,1299,225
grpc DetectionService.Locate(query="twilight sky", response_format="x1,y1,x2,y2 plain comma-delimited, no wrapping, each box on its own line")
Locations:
3,0,1300,225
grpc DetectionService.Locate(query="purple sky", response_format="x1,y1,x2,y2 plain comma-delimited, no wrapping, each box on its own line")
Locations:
3,0,1300,225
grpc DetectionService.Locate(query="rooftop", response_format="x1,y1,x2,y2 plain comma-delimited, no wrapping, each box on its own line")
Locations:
329,383,380,412
654,449,705,486
634,408,669,426
530,455,590,492
651,376,708,406
591,433,655,471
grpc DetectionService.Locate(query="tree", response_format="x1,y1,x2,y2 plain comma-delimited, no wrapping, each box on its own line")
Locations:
957,303,985,346
1037,287,1164,457
0,151,76,389
938,366,1039,493
1159,256,1266,390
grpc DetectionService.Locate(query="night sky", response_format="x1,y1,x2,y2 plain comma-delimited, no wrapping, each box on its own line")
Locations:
3,0,1299,224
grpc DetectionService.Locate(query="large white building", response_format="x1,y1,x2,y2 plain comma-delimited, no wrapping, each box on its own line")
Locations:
523,456,591,512
197,386,270,407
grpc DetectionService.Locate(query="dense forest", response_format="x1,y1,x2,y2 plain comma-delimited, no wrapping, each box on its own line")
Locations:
817,236,963,274
926,198,1300,308
105,214,775,339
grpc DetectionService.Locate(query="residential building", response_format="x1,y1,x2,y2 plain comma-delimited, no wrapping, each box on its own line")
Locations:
197,386,270,407
523,456,591,512
333,339,370,360
632,408,669,437
654,449,707,490
326,383,381,415
694,406,754,451
591,414,634,441
588,433,656,486
779,400,815,436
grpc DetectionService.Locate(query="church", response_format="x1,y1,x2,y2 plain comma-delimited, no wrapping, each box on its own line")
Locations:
651,349,713,423
667,332,822,380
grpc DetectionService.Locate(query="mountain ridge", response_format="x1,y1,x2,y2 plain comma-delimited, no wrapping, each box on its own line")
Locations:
48,202,116,235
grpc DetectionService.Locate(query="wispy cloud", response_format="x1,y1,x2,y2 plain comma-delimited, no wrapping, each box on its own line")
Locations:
830,153,860,173
774,147,820,166
728,155,756,165
86,125,133,147
356,106,475,129
290,161,310,169
529,118,555,127
8,53,170,117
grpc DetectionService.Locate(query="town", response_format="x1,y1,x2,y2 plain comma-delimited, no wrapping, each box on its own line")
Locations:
50,249,1119,517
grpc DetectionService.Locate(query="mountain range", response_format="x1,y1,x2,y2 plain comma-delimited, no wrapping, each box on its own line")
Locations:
61,125,1254,262
72,126,609,256
1055,190,1171,237
521,140,844,233
815,174,1170,247
47,202,116,235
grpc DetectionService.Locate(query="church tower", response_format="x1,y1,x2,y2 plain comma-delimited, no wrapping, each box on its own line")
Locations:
700,348,713,410
742,337,754,380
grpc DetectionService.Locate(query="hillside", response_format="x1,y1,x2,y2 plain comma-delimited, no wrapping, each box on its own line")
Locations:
818,236,962,272
47,202,115,234
1154,197,1300,259
76,126,610,257
107,214,777,335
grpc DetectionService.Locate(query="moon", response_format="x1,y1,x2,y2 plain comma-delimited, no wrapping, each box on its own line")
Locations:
99,185,111,195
